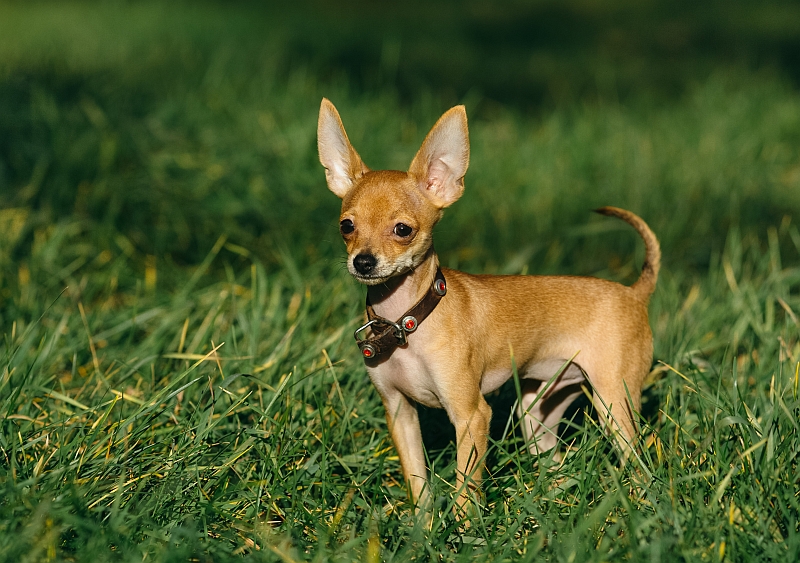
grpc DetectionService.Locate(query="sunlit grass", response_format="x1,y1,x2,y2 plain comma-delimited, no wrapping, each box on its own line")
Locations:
1,1,800,561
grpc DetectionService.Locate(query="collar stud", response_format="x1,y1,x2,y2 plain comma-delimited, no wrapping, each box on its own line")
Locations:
402,315,418,332
360,344,376,358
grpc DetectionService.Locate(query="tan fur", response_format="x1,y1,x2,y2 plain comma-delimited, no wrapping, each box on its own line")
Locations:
318,98,660,512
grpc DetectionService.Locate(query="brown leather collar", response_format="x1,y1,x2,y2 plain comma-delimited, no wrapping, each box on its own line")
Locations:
354,268,447,361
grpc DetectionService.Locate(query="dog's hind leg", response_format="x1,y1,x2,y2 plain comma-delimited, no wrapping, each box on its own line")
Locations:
589,367,642,457
518,378,584,455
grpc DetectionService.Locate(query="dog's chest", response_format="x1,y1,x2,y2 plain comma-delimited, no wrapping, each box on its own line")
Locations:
366,349,444,409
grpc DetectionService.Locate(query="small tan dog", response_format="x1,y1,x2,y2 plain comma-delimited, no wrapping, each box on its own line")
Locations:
317,99,660,510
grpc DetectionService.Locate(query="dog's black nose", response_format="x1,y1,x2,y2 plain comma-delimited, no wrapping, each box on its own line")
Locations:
353,253,377,275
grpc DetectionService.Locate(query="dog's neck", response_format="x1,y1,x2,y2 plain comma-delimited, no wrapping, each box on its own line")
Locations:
367,251,439,322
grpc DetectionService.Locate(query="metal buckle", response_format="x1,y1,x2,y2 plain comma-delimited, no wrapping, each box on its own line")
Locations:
354,319,380,342
392,321,407,345
354,318,407,346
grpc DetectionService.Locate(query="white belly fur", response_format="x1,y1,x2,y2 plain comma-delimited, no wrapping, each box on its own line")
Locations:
371,341,588,408
480,359,586,395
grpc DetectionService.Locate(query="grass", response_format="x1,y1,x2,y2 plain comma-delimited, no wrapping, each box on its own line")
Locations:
1,1,800,561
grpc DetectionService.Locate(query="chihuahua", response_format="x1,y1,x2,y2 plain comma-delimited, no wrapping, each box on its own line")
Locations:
317,99,660,511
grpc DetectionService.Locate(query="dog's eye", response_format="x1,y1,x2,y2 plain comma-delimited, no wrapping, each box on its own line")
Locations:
340,219,355,235
394,223,413,237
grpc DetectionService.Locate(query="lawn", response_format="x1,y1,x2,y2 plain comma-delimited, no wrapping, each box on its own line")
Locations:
1,1,800,561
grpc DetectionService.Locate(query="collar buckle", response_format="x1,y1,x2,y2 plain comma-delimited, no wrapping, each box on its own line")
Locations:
354,318,407,346
354,319,380,343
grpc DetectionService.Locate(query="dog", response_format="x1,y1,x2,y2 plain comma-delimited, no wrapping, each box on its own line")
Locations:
317,98,660,511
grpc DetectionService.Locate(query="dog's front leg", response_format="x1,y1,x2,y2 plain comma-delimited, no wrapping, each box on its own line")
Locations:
382,390,429,509
446,388,492,513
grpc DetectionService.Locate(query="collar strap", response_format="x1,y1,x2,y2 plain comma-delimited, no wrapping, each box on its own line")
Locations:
354,268,447,361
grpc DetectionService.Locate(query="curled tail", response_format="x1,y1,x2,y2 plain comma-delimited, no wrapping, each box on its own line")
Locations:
594,206,660,301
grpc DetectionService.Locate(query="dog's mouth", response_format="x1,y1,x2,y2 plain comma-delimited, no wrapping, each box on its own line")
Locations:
349,262,414,286
349,245,429,285
351,271,395,286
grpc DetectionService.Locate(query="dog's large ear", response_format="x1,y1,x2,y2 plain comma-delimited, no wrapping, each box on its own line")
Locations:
317,99,369,199
408,106,469,208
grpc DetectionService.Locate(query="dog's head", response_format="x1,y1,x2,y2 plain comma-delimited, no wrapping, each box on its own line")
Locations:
317,99,469,285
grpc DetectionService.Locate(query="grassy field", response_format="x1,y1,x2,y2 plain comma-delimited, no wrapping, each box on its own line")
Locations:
1,1,800,561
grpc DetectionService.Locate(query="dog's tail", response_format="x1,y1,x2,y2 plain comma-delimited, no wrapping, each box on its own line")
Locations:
594,206,660,301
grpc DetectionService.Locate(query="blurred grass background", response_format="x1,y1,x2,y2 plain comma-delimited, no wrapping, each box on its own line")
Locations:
1,0,800,561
